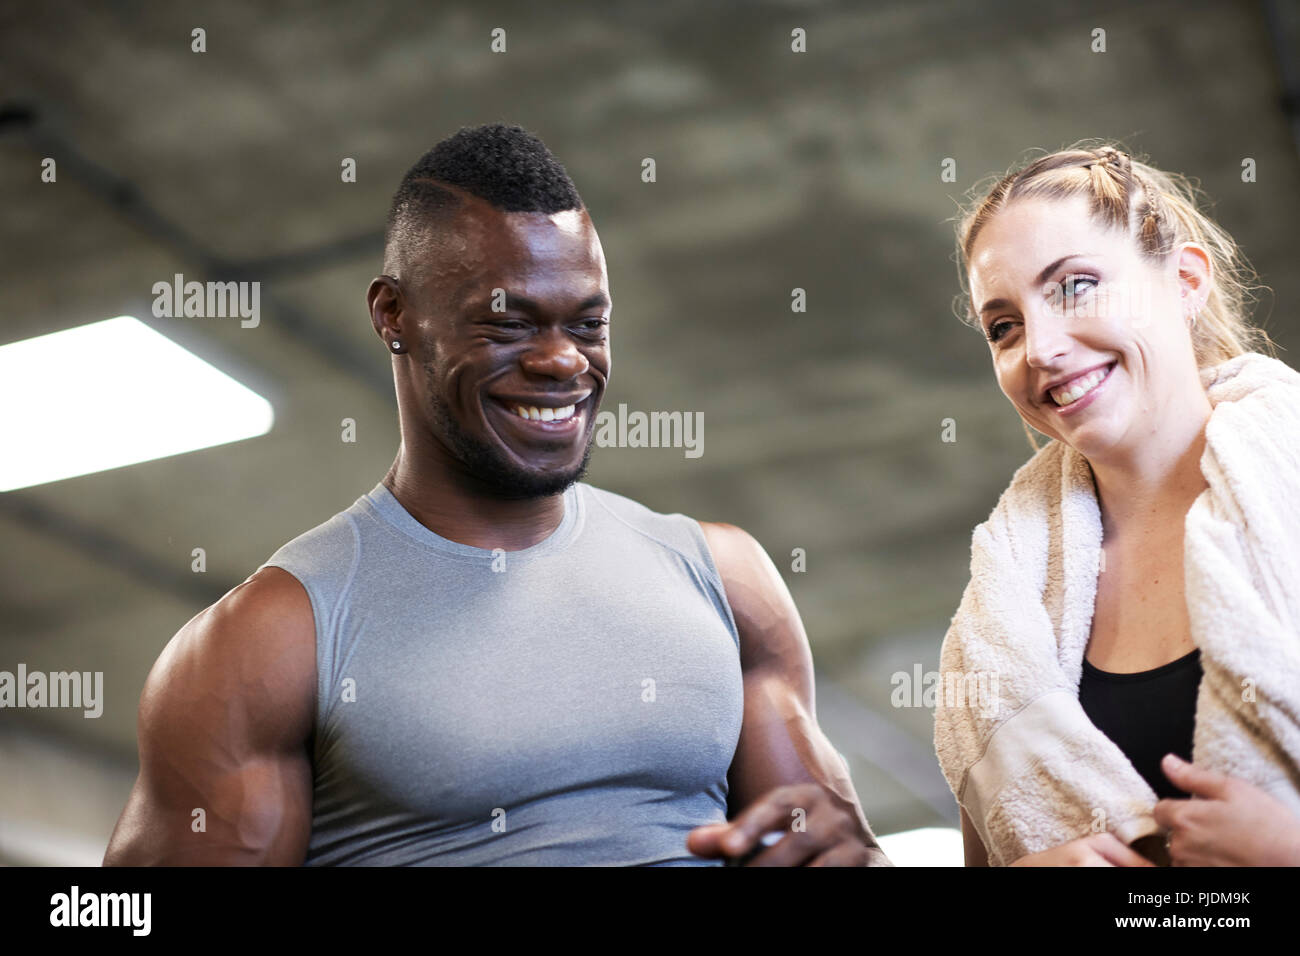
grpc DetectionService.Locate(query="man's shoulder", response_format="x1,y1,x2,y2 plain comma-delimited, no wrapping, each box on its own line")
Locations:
576,483,770,586
145,566,315,737
577,481,695,530
258,498,364,579
575,481,722,564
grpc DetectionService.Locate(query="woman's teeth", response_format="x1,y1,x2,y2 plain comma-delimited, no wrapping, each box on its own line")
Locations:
1050,364,1112,407
512,404,576,422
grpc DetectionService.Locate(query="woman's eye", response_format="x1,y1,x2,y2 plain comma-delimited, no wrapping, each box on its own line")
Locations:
987,320,1012,343
1061,275,1097,300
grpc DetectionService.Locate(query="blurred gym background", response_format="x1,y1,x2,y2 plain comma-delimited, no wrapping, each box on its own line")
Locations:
2,0,1298,866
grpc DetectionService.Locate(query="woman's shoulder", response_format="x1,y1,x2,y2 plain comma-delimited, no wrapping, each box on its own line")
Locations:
1202,352,1300,405
973,437,1074,541
1203,352,1300,446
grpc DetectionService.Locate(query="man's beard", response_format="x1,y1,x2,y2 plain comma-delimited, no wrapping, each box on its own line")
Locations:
428,381,593,499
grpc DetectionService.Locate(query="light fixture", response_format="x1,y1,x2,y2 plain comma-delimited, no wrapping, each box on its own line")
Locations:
0,316,274,491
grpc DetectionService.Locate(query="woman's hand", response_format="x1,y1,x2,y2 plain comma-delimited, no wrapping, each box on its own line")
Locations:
1009,832,1154,867
1154,753,1300,866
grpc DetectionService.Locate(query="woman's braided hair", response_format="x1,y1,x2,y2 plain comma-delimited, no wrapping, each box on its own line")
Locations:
954,141,1273,370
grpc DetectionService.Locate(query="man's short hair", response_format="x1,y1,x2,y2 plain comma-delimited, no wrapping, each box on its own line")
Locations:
384,123,584,269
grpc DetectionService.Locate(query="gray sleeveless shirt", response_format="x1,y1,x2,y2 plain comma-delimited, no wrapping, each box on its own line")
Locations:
257,480,744,865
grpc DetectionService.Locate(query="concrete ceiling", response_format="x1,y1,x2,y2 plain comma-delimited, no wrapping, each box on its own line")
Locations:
2,0,1297,862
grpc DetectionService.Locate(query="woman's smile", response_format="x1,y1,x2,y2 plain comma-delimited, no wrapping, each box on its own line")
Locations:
1042,360,1117,416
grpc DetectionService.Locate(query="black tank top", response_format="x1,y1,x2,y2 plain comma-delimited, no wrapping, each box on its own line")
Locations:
1078,649,1202,799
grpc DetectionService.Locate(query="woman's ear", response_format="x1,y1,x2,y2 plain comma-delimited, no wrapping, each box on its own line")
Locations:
1175,242,1212,314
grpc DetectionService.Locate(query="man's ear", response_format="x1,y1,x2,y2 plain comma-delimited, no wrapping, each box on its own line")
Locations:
368,275,404,347
1175,242,1212,313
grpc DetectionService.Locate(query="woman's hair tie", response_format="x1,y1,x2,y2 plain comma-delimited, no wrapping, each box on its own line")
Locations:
1084,146,1126,171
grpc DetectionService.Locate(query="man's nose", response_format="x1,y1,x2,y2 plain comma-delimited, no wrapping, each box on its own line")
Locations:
520,328,589,380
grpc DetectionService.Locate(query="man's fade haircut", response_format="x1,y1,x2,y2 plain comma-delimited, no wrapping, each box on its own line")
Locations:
383,123,584,272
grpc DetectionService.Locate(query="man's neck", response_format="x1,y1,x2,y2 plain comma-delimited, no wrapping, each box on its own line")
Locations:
383,455,568,552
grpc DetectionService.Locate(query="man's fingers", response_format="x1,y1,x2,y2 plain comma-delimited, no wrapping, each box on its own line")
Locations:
742,829,817,867
1161,753,1229,799
806,844,870,867
690,783,848,864
685,823,731,857
720,784,814,857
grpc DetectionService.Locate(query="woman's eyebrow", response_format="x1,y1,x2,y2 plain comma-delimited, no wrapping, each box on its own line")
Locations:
977,253,1097,316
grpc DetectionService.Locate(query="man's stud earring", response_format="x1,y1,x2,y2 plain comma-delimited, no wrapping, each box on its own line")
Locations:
391,340,402,352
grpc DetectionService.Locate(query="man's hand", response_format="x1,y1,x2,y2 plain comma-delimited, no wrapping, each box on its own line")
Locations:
1009,832,1155,867
694,522,888,868
1154,753,1300,866
687,782,891,866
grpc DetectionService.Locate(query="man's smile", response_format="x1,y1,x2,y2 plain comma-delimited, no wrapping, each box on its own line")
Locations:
485,391,594,443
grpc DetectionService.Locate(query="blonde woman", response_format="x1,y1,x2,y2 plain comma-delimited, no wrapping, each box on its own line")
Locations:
934,143,1300,867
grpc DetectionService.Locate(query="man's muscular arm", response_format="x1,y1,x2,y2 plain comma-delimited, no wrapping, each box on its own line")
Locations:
103,567,315,866
687,522,890,866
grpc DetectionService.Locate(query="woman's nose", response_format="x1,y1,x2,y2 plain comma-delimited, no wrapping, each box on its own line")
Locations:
1022,308,1072,368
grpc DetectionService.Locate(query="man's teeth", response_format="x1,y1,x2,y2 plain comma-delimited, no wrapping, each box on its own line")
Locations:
1050,365,1111,406
512,404,577,422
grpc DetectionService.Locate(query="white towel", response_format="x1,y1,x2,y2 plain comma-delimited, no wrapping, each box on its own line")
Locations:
934,352,1300,865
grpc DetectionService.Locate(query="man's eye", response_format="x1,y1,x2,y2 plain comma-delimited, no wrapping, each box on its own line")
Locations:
575,319,607,333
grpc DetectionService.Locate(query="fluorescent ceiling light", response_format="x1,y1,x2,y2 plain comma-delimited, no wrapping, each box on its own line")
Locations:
0,316,274,491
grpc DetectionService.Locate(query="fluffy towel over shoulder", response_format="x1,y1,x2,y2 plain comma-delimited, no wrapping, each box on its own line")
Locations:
934,352,1300,865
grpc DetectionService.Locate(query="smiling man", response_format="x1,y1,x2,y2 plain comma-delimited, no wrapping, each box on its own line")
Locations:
103,124,887,867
